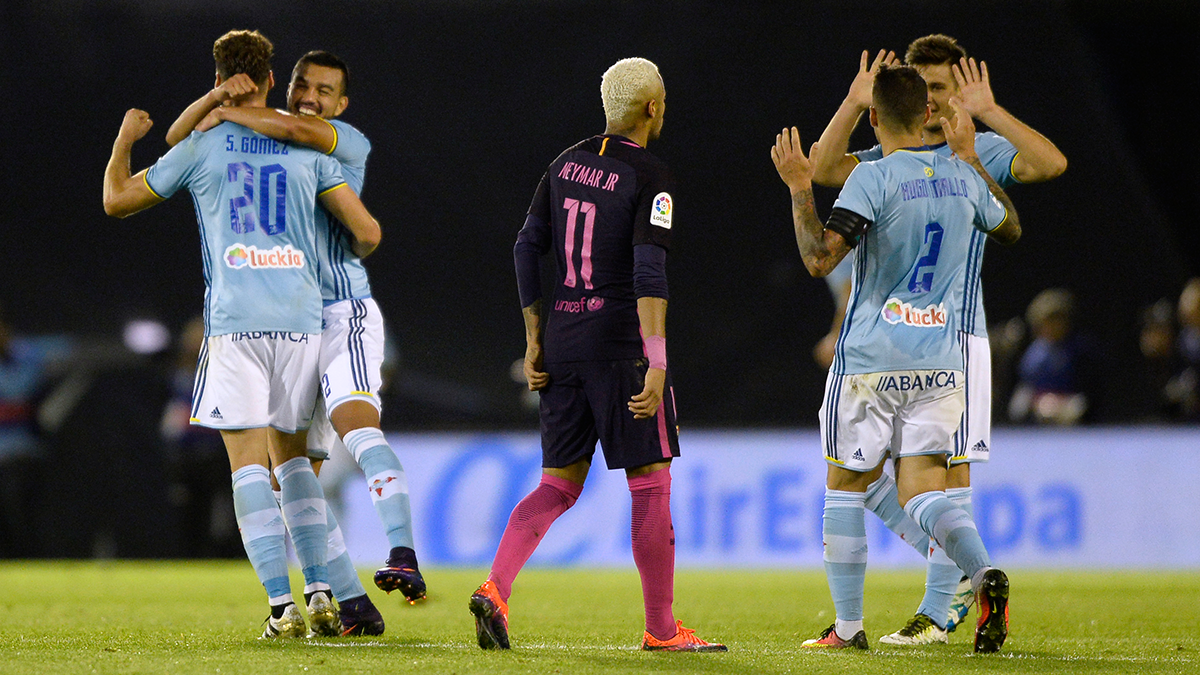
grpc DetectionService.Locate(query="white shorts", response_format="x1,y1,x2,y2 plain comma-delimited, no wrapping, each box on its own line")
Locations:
307,298,386,457
190,332,321,433
820,369,965,472
951,333,992,465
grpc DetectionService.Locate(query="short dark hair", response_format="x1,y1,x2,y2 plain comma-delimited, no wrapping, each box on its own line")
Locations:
212,29,274,86
292,50,350,96
872,65,928,131
905,34,967,68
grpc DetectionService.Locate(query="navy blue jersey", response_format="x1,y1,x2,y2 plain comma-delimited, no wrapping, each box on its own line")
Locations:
518,135,675,363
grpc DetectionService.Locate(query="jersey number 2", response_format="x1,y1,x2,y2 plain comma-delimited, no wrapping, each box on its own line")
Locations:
562,198,596,289
908,222,943,293
227,162,288,235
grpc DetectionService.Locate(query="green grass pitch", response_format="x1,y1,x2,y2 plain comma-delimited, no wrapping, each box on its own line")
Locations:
2,561,1198,674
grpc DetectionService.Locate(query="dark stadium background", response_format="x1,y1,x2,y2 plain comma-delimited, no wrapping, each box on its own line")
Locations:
5,0,1196,429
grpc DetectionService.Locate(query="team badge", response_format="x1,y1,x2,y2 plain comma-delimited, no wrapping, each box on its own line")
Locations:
924,167,935,177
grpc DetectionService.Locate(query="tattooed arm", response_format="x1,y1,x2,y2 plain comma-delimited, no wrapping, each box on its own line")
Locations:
772,127,853,277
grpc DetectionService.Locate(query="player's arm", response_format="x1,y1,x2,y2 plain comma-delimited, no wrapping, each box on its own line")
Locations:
197,107,337,155
953,57,1067,183
811,50,896,187
165,74,258,146
317,186,381,258
514,209,552,391
103,109,164,218
629,295,667,420
771,127,854,276
942,97,1021,245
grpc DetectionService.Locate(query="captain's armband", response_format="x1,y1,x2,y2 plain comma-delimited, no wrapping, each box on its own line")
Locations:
825,207,871,247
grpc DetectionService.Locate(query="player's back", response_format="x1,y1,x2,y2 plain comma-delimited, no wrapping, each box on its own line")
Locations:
315,119,372,302
530,135,674,363
834,149,1005,375
146,122,346,336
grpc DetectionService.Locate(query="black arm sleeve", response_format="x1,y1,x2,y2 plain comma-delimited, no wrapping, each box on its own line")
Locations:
825,207,872,248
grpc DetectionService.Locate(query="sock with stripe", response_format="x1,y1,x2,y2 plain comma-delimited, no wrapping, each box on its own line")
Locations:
904,490,990,583
823,488,868,636
628,466,677,641
344,428,416,552
231,464,292,605
487,474,583,601
324,502,367,603
273,457,330,593
864,472,930,555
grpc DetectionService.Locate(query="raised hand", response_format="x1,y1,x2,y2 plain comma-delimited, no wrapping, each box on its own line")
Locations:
214,73,258,103
952,57,997,119
847,49,897,110
940,97,978,161
772,127,813,191
195,108,223,133
117,109,154,144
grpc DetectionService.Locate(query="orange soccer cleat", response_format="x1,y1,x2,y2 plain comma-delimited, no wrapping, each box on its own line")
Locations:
641,620,727,652
468,580,510,650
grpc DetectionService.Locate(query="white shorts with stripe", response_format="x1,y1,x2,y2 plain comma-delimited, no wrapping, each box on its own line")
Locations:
951,332,992,464
307,298,386,458
819,369,965,472
190,332,321,433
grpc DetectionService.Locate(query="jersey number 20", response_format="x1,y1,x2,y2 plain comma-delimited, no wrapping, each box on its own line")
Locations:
227,162,288,235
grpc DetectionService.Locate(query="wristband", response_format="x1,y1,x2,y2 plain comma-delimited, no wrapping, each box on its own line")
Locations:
644,335,667,370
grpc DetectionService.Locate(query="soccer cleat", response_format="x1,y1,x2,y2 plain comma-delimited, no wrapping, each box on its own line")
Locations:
305,591,343,638
641,620,728,652
973,568,1010,653
468,580,510,650
801,624,869,649
260,603,306,639
375,565,427,604
878,614,948,645
338,594,385,636
945,575,975,633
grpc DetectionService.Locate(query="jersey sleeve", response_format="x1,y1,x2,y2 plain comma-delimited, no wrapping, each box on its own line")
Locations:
144,131,207,199
850,144,884,164
970,169,1009,232
976,132,1019,188
831,162,883,223
527,170,552,223
315,153,348,195
633,162,675,250
327,120,371,171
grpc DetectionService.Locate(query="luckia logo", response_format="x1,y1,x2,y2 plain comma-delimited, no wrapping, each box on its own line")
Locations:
881,298,946,327
223,244,306,269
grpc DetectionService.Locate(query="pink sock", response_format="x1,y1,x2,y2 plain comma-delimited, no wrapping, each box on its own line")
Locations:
628,466,676,640
487,473,582,601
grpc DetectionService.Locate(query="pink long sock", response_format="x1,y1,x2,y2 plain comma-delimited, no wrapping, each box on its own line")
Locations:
629,466,676,640
487,474,582,601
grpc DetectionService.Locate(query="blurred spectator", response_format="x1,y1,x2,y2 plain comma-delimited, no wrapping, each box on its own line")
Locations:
1138,298,1177,419
160,317,242,558
0,301,73,557
1163,279,1200,419
1007,288,1103,425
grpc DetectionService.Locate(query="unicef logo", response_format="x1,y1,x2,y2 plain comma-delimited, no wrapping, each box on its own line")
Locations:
225,245,249,268
587,297,605,311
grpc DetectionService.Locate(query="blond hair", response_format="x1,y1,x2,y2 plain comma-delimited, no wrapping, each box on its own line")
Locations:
601,58,662,127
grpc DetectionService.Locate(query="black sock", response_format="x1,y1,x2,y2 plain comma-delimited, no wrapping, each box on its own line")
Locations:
270,602,293,620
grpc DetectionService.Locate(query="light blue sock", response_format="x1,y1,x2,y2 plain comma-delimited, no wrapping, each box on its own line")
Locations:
274,457,329,592
864,473,930,556
231,465,291,604
904,491,990,582
345,428,415,550
325,502,367,602
947,486,973,519
916,543,959,628
823,488,868,623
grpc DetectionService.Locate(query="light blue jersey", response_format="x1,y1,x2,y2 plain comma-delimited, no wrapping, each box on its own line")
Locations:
853,132,1018,337
317,119,373,302
832,149,1008,375
145,122,346,336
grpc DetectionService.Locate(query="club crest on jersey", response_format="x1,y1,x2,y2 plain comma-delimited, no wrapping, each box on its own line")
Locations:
224,244,306,270
650,192,673,229
881,298,947,328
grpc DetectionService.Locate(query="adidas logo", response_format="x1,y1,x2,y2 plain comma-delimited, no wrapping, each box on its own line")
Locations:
210,407,223,420
852,449,865,461
972,441,989,454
